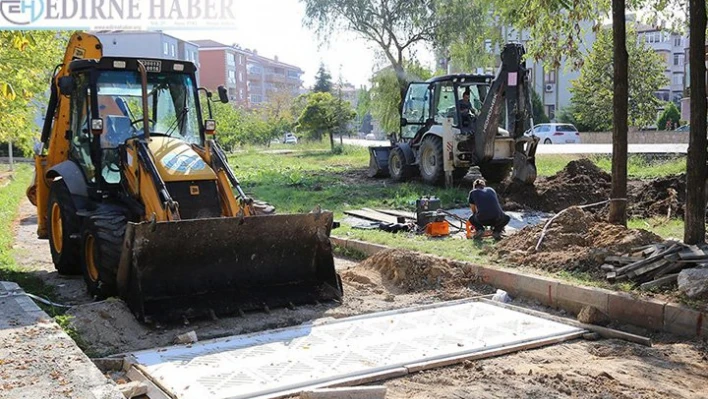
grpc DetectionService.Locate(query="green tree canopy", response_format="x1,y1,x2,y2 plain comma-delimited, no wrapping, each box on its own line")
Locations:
313,63,332,93
370,62,432,134
657,102,680,130
295,92,354,141
569,27,667,131
531,90,549,124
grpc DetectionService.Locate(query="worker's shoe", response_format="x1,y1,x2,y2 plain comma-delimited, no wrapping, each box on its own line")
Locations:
473,230,485,240
492,231,505,241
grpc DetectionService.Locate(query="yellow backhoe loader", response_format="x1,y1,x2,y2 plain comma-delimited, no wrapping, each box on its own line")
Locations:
27,32,342,322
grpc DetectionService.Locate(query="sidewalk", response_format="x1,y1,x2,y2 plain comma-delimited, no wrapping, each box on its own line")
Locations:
0,281,123,399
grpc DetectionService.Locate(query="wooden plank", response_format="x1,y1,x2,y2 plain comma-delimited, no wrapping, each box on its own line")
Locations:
605,256,643,264
600,264,616,272
630,244,656,252
639,274,679,291
626,259,669,279
615,244,681,275
654,262,688,279
126,366,175,399
678,245,708,260
300,386,387,399
479,299,653,347
343,209,399,224
373,209,417,219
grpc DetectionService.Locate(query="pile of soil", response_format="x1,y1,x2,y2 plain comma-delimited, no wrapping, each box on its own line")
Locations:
342,249,476,294
493,207,661,273
497,159,611,213
629,174,686,218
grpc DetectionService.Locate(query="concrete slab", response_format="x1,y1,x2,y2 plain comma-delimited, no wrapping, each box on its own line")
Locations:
607,293,666,331
663,303,704,338
0,281,123,399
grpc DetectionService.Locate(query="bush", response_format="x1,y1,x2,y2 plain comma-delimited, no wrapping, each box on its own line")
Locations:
657,102,680,131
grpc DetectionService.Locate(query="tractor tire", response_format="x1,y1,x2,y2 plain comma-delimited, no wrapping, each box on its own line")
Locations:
81,210,126,299
388,147,415,181
479,163,513,183
419,136,444,185
47,180,82,275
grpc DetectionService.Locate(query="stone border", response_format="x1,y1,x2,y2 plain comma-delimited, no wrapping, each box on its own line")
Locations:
331,237,706,339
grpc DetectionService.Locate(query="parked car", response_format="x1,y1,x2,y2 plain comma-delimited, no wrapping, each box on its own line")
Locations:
365,133,377,140
284,133,298,144
674,124,690,132
525,123,581,144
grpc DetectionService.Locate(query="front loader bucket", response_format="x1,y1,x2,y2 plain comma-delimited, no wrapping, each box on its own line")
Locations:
367,146,392,177
116,212,342,323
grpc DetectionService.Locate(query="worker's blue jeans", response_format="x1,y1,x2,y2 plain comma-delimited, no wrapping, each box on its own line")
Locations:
469,213,511,233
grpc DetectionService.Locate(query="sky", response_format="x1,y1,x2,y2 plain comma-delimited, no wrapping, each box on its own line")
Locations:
165,0,434,88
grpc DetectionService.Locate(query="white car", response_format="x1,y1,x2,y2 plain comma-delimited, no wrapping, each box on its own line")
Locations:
365,133,376,140
284,133,298,144
526,123,581,144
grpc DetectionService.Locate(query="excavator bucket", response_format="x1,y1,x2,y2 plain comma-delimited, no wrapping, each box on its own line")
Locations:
116,212,342,323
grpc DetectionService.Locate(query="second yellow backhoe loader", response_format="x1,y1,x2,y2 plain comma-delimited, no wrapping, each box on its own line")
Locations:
27,32,342,322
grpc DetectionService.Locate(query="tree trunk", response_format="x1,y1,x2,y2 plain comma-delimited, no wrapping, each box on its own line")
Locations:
684,0,707,244
329,131,335,151
608,0,629,226
394,63,407,111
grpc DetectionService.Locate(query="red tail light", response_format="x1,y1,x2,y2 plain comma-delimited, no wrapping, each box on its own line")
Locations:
553,131,563,136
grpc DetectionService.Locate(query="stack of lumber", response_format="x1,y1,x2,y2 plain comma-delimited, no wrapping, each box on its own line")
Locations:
602,241,708,290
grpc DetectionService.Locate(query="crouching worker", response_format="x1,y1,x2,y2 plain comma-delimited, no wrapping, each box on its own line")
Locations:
468,179,510,241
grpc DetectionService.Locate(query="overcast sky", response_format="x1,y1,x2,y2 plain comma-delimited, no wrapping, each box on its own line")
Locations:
166,0,434,88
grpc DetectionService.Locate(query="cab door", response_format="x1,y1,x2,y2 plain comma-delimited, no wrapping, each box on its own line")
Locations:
400,82,431,139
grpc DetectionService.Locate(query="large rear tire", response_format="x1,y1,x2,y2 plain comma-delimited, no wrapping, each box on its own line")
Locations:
479,163,512,183
419,136,444,185
47,180,82,275
388,147,415,181
81,210,126,299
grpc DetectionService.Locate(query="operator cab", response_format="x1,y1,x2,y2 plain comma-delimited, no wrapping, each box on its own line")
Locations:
61,57,204,185
400,74,492,140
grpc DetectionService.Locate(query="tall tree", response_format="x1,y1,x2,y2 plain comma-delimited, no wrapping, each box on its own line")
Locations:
296,92,354,147
313,63,332,92
609,0,629,226
370,61,432,134
302,0,461,105
685,0,707,244
570,27,667,131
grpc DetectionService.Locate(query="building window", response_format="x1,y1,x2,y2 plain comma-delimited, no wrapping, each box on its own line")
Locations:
227,53,235,66
673,74,684,85
544,70,555,84
170,44,175,57
163,42,168,55
248,64,263,74
228,70,236,84
238,55,243,65
250,94,263,104
239,89,244,99
238,71,243,82
674,36,683,47
674,54,684,66
545,105,555,120
287,70,299,79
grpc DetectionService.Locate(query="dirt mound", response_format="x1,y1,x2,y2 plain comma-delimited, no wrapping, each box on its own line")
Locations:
344,249,475,293
629,174,686,218
497,159,611,213
494,207,661,273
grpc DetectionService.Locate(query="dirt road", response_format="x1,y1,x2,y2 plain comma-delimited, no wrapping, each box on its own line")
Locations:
11,199,708,398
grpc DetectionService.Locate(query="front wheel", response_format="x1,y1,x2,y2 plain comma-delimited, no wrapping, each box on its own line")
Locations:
543,138,552,144
388,147,415,181
419,136,444,185
47,181,82,275
81,211,126,299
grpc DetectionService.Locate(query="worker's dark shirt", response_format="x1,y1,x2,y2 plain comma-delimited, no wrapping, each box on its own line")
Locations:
458,99,472,113
468,187,504,221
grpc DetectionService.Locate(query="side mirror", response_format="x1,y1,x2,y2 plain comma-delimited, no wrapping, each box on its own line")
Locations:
217,86,229,103
58,76,74,96
400,117,408,127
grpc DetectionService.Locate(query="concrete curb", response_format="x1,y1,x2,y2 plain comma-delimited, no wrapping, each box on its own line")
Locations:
331,236,706,339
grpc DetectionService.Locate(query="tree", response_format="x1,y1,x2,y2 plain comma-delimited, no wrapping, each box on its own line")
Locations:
296,92,354,147
569,27,667,132
657,102,680,131
355,86,372,132
610,0,629,226
0,32,68,154
684,0,707,244
531,90,549,124
302,0,459,105
313,63,332,93
370,61,432,134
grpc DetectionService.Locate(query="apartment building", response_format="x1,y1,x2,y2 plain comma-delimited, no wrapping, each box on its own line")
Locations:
636,24,686,105
93,31,200,81
246,52,304,105
192,40,250,106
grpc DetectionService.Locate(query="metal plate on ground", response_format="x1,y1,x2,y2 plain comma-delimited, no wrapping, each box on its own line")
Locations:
128,300,582,399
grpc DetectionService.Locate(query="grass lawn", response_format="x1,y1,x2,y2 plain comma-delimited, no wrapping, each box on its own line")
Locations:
0,166,59,306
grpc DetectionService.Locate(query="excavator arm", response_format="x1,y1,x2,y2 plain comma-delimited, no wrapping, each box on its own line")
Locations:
473,43,539,183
